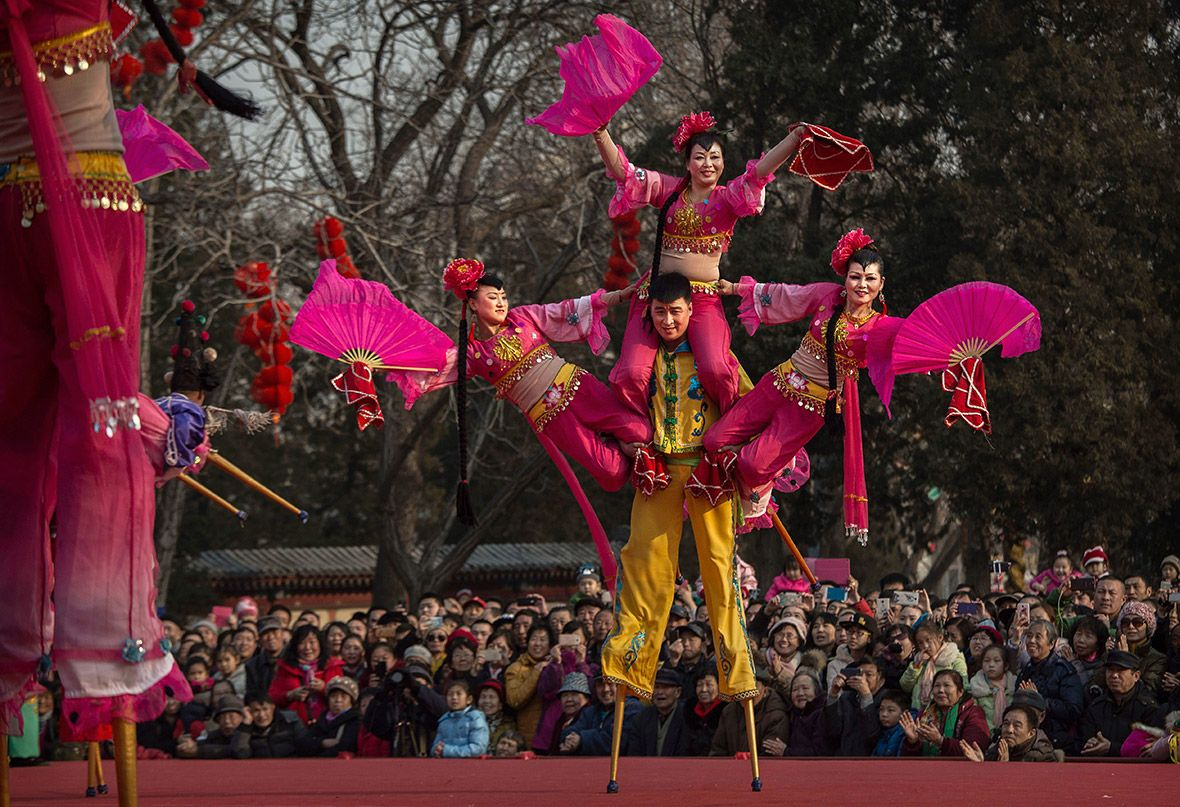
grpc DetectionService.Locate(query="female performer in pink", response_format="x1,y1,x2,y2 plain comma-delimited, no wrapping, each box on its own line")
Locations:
702,229,889,542
591,114,809,416
388,260,650,584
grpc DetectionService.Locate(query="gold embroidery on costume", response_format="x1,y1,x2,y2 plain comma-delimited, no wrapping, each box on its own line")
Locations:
1,152,143,227
492,332,523,362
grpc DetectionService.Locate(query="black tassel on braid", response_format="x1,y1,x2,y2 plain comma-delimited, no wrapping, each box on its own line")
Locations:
454,304,477,526
824,307,845,437
141,0,263,121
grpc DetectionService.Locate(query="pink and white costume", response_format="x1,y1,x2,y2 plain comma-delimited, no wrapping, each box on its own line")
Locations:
604,146,776,416
391,290,649,491
0,1,189,737
704,279,889,543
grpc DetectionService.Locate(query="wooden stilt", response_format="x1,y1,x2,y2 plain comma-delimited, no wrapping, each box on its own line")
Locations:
606,684,628,793
94,740,107,795
743,698,762,791
769,511,818,589
86,741,98,797
112,720,137,807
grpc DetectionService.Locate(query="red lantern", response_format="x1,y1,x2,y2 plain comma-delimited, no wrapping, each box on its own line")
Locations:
254,342,294,365
258,365,294,386
233,261,272,297
139,39,173,75
257,299,292,324
328,237,348,258
322,216,344,238
169,25,194,47
171,8,203,28
178,0,207,8
110,54,143,98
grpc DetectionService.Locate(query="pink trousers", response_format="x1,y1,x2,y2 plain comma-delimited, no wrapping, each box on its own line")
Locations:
609,288,738,418
0,187,181,735
704,373,825,491
540,373,650,492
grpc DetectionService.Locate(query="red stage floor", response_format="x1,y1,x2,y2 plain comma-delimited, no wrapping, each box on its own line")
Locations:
9,756,1175,806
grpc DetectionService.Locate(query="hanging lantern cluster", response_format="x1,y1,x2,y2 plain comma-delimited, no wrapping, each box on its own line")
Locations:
233,261,295,415
604,210,640,291
313,216,361,279
136,0,207,79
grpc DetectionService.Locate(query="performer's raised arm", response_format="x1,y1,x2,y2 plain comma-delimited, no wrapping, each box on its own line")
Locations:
721,277,843,335
514,287,632,355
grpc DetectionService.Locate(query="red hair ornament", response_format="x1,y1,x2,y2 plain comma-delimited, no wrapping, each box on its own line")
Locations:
442,258,486,300
672,111,717,153
830,228,875,277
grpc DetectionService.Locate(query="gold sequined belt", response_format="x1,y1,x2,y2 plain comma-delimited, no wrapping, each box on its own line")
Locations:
0,22,114,87
636,277,719,300
800,330,860,378
0,151,143,227
661,230,732,254
494,342,558,398
526,364,585,432
771,359,840,415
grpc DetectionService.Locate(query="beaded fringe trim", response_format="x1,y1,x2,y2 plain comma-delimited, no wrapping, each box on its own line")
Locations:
528,367,585,433
90,396,142,438
0,22,114,86
1,152,143,227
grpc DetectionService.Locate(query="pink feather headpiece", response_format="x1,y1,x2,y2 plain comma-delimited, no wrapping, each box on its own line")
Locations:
830,228,876,276
672,111,717,153
442,258,486,300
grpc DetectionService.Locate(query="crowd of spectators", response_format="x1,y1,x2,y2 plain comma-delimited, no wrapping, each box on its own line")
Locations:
24,551,1180,763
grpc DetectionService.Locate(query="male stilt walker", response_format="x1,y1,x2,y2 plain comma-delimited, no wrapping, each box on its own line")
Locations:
602,274,761,792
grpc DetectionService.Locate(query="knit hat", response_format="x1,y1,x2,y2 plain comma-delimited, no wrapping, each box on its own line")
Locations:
1082,546,1108,569
769,616,809,644
557,672,592,697
1161,555,1180,575
445,628,478,651
326,675,359,701
403,645,432,666
234,597,258,618
1117,601,1157,637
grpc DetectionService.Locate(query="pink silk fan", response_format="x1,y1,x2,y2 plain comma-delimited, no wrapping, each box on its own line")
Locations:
868,282,1041,435
525,14,662,137
290,260,452,430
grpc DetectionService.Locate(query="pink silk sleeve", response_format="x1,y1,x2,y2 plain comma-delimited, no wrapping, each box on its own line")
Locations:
387,344,462,410
513,290,611,355
607,145,681,218
712,158,776,219
734,278,842,335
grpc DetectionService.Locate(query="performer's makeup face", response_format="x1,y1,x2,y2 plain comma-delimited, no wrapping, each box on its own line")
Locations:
650,297,692,346
844,262,883,307
686,143,724,188
470,284,509,327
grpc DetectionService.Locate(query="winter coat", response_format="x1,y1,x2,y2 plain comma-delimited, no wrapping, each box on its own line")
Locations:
710,691,789,756
1072,682,1163,756
765,574,810,600
822,687,883,756
986,728,1058,762
968,670,1017,731
484,712,518,751
560,697,643,756
268,658,346,725
623,702,690,757
298,707,361,757
900,696,990,757
431,705,489,758
530,649,592,752
1014,652,1083,748
683,698,726,756
785,697,830,756
825,644,872,690
355,725,391,758
872,723,907,757
1129,641,1168,698
214,664,247,697
245,652,280,702
504,654,545,745
247,709,306,758
195,726,251,759
899,642,969,711
1029,567,1082,595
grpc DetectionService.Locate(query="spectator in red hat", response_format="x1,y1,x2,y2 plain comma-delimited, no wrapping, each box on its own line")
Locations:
475,680,516,749
435,630,480,693
462,596,487,627
1083,546,1110,579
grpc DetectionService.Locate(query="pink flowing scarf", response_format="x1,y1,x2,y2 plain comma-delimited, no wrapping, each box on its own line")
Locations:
842,377,869,545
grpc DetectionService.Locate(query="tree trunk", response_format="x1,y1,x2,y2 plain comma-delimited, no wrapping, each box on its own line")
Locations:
153,480,189,607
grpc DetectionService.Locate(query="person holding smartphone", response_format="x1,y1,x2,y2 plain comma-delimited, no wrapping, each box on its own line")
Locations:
268,624,345,725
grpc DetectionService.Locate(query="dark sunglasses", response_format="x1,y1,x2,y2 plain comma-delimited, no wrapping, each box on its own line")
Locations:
427,633,447,641
1120,617,1146,628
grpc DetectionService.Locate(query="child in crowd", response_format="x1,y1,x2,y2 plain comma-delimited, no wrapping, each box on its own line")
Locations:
495,730,526,757
1161,555,1180,592
298,676,361,757
432,680,490,758
214,646,247,697
1029,550,1082,595
1082,546,1109,578
872,690,911,756
569,563,605,609
969,644,1016,732
765,558,810,600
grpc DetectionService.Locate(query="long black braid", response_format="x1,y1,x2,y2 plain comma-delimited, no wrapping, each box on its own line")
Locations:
454,302,476,526
823,307,845,437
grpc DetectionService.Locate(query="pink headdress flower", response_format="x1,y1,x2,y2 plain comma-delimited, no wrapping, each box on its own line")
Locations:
442,258,486,300
672,111,717,153
830,227,875,277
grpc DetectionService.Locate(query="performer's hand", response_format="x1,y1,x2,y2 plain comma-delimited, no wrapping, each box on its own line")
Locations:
762,736,786,756
177,60,213,106
605,286,635,306
717,278,737,296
